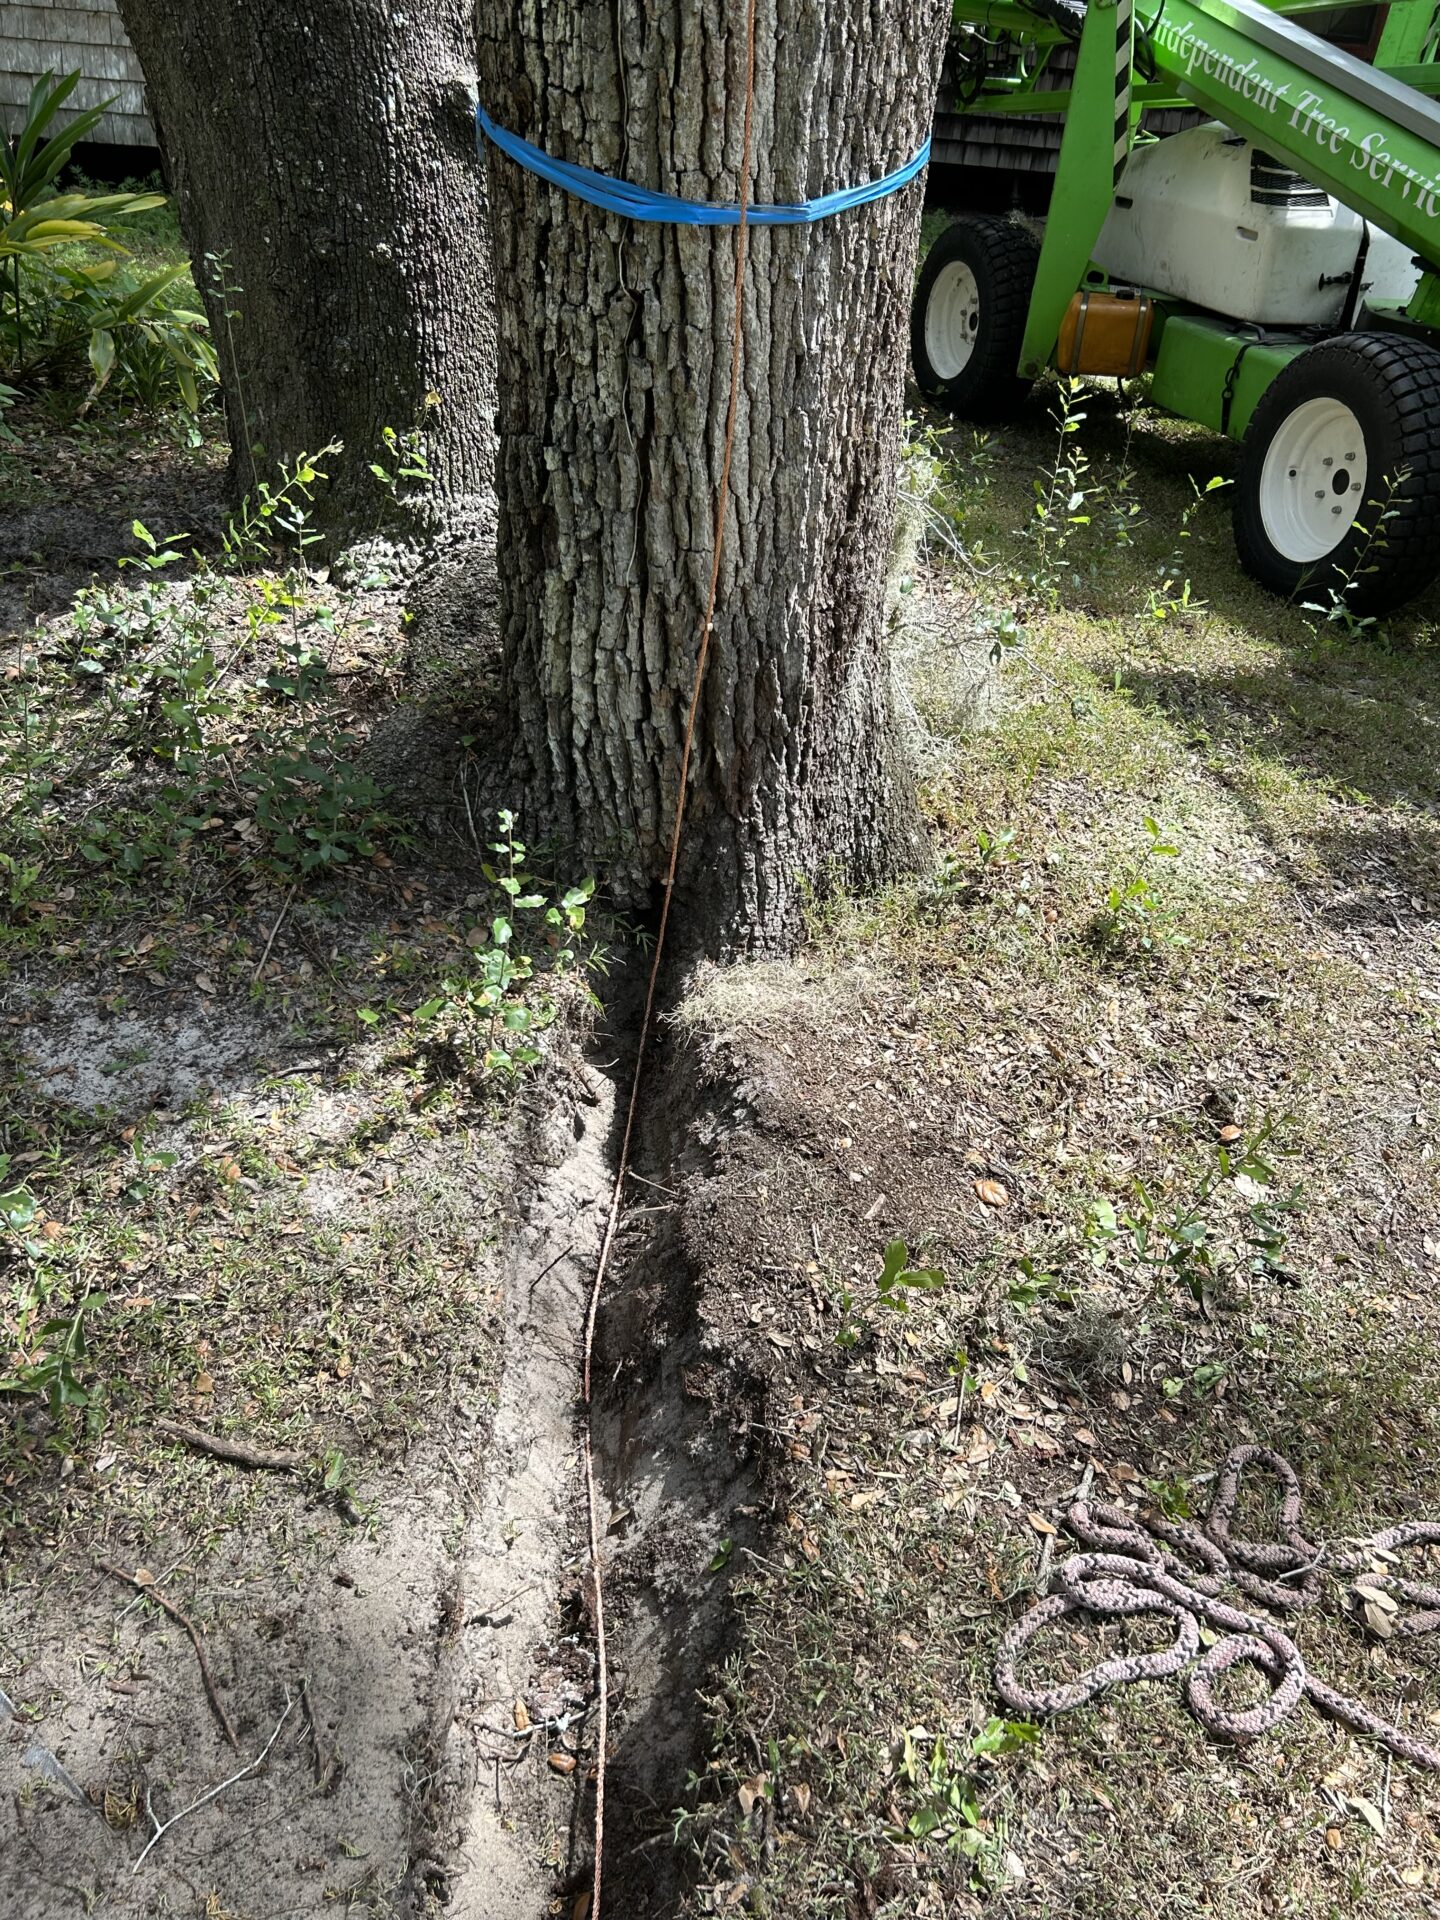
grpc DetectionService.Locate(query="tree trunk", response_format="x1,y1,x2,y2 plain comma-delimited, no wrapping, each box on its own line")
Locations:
477,3,945,954
117,0,496,552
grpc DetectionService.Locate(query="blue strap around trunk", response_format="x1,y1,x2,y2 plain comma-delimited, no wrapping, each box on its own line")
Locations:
476,106,930,226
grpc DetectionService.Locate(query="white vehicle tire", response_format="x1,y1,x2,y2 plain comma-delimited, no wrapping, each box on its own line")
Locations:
911,216,1038,422
1236,332,1440,617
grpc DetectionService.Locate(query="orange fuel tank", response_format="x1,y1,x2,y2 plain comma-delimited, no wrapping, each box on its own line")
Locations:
1056,288,1155,378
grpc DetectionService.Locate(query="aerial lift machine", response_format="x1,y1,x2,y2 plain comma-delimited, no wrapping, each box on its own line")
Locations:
913,0,1440,610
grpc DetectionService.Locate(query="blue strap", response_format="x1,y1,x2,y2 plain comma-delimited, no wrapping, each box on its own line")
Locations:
476,106,930,227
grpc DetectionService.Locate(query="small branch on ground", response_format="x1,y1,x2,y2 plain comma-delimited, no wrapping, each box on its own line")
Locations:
252,880,299,982
155,1417,302,1473
95,1558,239,1749
298,1674,340,1790
1034,1528,1055,1596
133,1691,296,1873
524,1246,573,1306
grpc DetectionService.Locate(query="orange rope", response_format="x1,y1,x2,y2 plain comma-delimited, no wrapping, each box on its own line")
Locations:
580,4,758,1914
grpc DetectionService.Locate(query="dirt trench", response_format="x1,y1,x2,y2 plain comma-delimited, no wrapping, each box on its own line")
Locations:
0,996,764,1920
418,998,767,1918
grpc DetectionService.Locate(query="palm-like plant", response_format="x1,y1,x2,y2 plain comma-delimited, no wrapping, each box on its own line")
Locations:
1,72,214,412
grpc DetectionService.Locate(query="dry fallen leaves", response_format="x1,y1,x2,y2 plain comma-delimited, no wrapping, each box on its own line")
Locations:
1355,1581,1400,1638
737,1774,768,1817
1348,1794,1385,1837
513,1698,530,1732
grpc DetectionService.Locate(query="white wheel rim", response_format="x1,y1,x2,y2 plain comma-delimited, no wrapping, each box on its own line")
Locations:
1258,396,1368,564
925,259,981,382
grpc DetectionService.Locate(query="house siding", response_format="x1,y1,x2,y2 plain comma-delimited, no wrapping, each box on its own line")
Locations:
0,0,154,146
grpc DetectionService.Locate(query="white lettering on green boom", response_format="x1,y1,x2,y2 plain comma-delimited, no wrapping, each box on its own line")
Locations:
1150,14,1440,216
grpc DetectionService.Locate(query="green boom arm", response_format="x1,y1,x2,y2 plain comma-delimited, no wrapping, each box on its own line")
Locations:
956,0,1440,373
1019,0,1137,375
1148,0,1440,251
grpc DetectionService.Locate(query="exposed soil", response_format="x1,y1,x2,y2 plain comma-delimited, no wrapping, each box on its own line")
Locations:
0,425,230,641
0,967,770,1919
642,394,1440,1920
8,385,1440,1920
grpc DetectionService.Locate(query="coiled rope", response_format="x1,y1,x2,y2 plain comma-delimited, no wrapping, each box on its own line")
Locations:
995,1445,1440,1770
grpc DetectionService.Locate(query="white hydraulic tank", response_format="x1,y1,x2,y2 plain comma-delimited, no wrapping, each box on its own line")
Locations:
1092,122,1420,326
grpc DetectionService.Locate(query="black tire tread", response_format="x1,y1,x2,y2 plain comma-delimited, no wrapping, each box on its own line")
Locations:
1236,330,1440,617
910,215,1039,423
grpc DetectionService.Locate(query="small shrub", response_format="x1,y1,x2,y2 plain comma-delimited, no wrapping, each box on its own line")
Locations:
1146,475,1229,621
835,1237,946,1347
1088,814,1182,957
0,1157,105,1416
1300,467,1406,639
1082,1119,1302,1312
1,73,213,414
391,812,596,1081
1026,377,1093,604
887,1720,1037,1887
244,735,394,875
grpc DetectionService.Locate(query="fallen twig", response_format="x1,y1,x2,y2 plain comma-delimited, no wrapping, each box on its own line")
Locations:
298,1674,339,1790
252,880,299,983
96,1558,238,1749
1034,1527,1055,1597
465,1581,538,1628
524,1245,574,1307
133,1691,295,1873
952,1369,969,1450
155,1418,301,1473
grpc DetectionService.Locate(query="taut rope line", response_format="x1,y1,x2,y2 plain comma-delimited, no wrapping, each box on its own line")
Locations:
579,3,759,1913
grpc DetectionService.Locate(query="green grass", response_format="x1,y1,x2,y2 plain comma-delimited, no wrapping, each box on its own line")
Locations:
672,381,1440,1919
1,1074,506,1550
0,414,596,1602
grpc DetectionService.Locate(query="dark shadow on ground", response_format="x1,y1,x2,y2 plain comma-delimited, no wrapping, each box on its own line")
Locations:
0,415,232,641
1112,654,1440,945
1119,655,1440,814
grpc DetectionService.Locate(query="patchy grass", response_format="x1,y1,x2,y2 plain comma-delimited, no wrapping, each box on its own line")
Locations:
0,415,594,1532
0,411,605,1909
669,381,1440,1918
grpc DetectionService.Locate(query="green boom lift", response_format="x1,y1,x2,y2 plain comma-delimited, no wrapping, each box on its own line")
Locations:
913,0,1440,611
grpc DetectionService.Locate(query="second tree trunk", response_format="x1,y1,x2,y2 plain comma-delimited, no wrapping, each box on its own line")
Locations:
118,0,497,552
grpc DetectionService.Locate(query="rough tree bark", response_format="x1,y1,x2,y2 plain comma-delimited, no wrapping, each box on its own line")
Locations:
477,2,947,953
117,0,496,551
